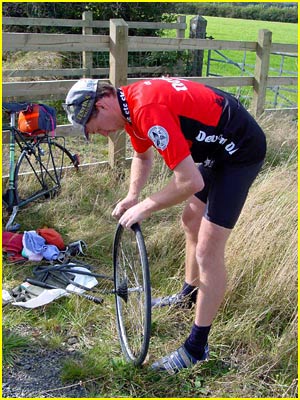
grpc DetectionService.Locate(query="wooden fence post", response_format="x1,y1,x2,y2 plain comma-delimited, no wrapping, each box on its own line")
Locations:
82,11,93,78
108,19,128,169
175,15,186,74
252,29,272,117
176,15,186,39
189,15,207,76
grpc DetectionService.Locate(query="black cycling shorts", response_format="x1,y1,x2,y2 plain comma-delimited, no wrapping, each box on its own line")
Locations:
195,161,264,229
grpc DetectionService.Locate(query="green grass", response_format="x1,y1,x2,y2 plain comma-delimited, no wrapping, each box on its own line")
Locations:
164,15,298,107
2,112,298,397
202,16,298,83
2,330,31,367
201,16,298,43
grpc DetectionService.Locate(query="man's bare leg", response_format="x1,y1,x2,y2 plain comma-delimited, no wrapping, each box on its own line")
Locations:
194,218,231,326
151,198,231,373
181,196,206,287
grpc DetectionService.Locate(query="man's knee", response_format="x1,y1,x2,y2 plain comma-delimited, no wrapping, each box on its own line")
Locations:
195,242,227,290
195,240,216,269
181,198,204,236
195,222,231,273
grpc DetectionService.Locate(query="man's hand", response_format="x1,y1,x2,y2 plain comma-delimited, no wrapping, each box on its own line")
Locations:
112,195,138,220
118,203,152,229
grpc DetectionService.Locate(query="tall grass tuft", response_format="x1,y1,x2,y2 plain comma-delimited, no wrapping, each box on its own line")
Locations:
2,331,31,367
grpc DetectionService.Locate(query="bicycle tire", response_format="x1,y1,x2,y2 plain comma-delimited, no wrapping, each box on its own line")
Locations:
113,222,151,366
14,137,78,205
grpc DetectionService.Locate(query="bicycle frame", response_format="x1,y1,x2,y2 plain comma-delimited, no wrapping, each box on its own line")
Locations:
16,136,62,204
3,112,21,230
4,116,55,205
6,112,17,207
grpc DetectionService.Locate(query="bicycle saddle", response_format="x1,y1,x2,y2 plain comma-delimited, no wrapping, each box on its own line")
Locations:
2,102,31,113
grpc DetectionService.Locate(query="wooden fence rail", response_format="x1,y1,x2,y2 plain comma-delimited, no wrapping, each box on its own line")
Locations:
4,31,297,54
2,16,187,31
2,16,298,168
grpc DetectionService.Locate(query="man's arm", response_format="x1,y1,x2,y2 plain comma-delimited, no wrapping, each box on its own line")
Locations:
127,147,154,199
118,155,204,228
112,147,154,218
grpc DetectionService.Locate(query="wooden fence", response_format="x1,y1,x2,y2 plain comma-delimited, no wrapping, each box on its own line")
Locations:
2,14,298,168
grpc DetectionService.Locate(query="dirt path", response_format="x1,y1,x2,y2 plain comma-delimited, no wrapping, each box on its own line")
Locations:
3,344,89,398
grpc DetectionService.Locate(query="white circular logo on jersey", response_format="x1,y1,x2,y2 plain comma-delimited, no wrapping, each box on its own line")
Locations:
148,125,169,151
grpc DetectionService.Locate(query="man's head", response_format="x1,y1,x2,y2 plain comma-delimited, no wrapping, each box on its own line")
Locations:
63,79,118,139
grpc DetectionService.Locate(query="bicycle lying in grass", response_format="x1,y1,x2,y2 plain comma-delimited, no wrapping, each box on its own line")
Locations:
2,102,80,231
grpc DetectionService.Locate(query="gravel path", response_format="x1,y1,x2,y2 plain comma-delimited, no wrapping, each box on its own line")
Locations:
3,344,89,398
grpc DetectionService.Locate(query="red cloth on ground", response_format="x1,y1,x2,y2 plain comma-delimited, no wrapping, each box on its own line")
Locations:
2,231,26,263
36,228,65,250
2,232,24,254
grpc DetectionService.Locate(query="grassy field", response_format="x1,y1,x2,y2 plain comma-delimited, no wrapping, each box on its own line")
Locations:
2,111,297,397
199,16,298,43
200,16,298,81
165,15,298,68
163,16,298,108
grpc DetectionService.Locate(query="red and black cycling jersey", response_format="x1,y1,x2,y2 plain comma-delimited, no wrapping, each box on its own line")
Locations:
119,78,266,170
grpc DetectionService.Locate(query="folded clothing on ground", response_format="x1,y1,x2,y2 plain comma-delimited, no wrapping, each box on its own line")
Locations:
22,231,60,261
37,228,65,250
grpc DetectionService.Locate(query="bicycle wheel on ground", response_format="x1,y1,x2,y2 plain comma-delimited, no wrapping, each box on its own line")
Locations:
113,223,151,366
14,136,79,205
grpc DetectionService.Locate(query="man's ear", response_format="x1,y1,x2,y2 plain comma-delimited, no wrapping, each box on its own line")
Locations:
95,97,111,110
94,98,105,109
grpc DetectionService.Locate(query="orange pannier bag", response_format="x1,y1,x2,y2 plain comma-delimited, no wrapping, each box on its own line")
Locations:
18,103,56,136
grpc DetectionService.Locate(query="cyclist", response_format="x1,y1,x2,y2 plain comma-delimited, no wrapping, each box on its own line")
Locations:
64,77,266,374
